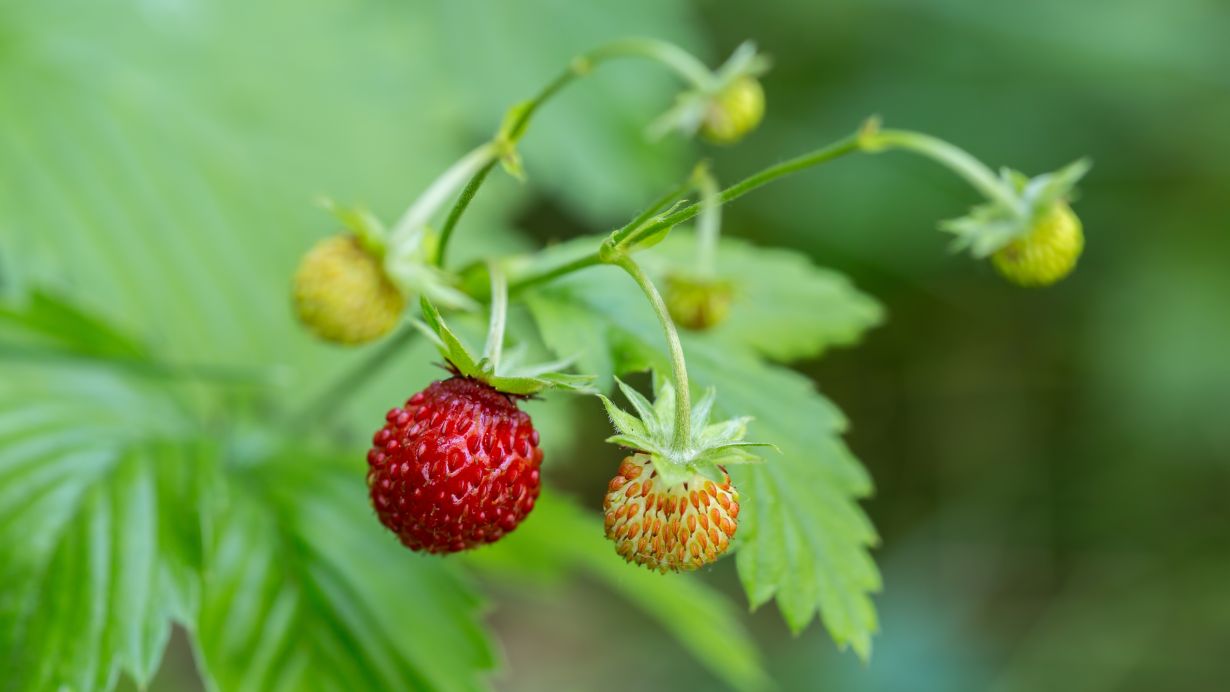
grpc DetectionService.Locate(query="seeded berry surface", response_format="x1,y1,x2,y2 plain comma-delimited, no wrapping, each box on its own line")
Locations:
603,454,739,572
367,376,543,553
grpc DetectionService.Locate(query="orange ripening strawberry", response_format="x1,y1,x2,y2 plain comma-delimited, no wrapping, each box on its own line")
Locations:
603,454,740,572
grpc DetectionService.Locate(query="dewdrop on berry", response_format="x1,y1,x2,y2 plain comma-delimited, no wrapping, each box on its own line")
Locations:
699,75,765,145
992,202,1084,287
292,234,405,345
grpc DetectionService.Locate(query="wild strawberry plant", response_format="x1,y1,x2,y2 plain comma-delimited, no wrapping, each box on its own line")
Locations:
0,8,1089,690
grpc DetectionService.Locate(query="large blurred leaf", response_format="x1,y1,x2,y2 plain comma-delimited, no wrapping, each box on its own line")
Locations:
524,240,881,658
197,452,494,692
0,0,469,377
644,232,883,362
468,493,768,691
0,299,209,689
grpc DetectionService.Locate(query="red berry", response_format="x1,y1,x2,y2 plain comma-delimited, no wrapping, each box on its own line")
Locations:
366,376,543,553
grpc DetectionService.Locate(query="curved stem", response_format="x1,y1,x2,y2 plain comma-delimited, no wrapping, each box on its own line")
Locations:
627,134,863,247
434,68,584,266
389,142,499,248
861,129,1021,212
482,263,508,371
435,162,497,268
508,134,862,292
434,38,716,268
614,256,691,452
587,37,715,89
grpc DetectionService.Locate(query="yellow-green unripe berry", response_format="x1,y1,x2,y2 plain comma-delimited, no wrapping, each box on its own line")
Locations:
292,235,405,344
665,274,734,331
992,202,1084,287
699,76,765,145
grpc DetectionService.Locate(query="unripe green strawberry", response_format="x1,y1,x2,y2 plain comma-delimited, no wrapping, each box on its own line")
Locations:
992,202,1084,287
603,454,739,572
699,76,764,145
665,274,734,331
292,234,405,344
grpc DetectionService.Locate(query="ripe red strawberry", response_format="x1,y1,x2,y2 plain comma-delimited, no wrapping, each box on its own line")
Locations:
367,376,543,553
604,454,739,572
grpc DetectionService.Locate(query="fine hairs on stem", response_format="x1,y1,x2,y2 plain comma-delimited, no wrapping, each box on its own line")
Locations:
613,255,692,451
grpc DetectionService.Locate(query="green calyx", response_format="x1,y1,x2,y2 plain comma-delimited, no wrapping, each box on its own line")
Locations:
649,41,770,143
940,159,1091,259
600,373,773,486
414,297,594,397
857,119,1091,260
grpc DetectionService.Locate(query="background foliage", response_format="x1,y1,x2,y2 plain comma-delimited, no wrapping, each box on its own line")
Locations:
2,0,1228,690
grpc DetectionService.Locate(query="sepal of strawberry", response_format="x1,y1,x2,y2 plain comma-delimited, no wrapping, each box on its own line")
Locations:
650,41,770,145
599,373,770,487
939,158,1091,260
415,297,595,396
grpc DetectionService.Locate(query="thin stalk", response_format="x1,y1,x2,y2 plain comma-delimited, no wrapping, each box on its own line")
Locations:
862,129,1020,212
509,253,604,296
482,263,508,371
614,256,691,452
435,68,583,266
389,142,499,247
608,173,695,248
434,38,717,268
435,162,496,267
625,134,863,247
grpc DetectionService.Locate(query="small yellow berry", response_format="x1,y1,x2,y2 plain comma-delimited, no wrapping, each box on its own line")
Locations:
699,76,765,145
665,274,734,331
992,202,1084,287
292,235,405,344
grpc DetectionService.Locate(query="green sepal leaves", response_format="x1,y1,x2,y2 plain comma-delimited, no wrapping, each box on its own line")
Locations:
316,197,388,257
599,373,771,486
414,297,595,396
942,159,1091,257
383,228,478,311
649,41,770,141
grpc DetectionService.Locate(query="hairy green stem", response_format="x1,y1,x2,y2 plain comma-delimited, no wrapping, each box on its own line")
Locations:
509,133,863,292
434,68,584,266
614,256,691,451
586,37,715,89
482,263,508,371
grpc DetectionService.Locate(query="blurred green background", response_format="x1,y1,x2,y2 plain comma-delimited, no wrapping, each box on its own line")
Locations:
2,0,1228,690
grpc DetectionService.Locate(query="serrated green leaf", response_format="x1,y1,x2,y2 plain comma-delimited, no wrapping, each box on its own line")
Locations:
196,450,495,692
643,232,884,362
0,360,210,690
465,494,768,691
524,249,881,658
